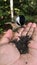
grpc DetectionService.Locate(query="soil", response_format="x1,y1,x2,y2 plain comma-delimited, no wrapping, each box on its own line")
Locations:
0,23,32,54
11,35,32,54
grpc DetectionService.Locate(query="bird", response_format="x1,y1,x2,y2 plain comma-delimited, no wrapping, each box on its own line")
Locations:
15,15,26,26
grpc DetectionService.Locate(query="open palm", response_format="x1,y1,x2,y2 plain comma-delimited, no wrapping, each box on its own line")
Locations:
0,23,37,65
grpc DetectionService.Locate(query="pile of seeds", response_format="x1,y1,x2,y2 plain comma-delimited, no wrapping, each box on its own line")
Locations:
11,35,32,54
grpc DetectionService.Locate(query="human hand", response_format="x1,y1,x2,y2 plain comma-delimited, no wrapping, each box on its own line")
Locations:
13,23,37,65
0,23,37,65
0,29,20,65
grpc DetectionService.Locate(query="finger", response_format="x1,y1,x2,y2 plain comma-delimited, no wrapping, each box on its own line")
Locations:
22,22,32,36
0,29,14,45
27,23,36,37
17,24,26,35
13,25,26,41
28,27,37,49
32,26,37,42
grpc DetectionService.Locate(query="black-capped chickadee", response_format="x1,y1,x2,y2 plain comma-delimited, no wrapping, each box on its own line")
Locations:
15,15,26,26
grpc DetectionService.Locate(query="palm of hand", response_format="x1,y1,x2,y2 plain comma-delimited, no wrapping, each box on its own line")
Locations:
0,23,37,65
13,23,37,65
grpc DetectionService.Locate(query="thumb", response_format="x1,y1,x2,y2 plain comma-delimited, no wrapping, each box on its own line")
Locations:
0,29,14,46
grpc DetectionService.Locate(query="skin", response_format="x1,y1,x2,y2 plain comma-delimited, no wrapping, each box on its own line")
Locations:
0,23,37,65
